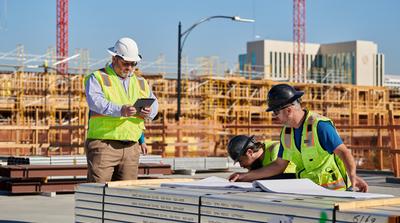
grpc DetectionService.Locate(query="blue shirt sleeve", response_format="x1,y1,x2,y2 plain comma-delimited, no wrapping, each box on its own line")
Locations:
138,132,145,144
317,121,343,154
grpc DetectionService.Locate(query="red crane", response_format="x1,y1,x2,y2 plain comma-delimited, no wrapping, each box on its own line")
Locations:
56,0,68,74
293,0,306,82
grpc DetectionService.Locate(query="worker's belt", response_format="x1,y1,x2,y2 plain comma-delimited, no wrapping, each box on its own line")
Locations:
102,139,137,146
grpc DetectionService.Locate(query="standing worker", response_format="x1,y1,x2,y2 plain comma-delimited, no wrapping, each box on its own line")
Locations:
84,37,158,183
228,135,296,179
229,84,368,192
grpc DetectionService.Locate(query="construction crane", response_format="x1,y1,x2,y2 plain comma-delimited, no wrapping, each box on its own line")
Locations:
293,0,306,82
56,0,68,75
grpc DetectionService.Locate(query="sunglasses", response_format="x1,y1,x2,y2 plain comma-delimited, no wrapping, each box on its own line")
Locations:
116,56,138,67
272,104,293,116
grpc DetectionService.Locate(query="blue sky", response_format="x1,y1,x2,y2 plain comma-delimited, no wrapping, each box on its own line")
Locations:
0,0,399,74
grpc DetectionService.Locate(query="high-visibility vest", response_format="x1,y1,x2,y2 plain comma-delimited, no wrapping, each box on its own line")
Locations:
280,111,350,190
262,140,296,173
84,65,150,141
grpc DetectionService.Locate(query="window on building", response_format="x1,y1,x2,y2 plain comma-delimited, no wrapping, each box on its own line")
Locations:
284,53,286,76
270,52,273,74
274,52,277,74
279,52,282,76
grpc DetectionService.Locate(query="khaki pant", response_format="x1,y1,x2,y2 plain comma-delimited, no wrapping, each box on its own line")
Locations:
85,139,140,183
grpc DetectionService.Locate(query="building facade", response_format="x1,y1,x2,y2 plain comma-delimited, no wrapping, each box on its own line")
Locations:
385,74,400,88
239,39,385,86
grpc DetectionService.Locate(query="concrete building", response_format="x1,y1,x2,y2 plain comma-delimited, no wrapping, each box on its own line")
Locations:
385,74,400,88
239,39,385,86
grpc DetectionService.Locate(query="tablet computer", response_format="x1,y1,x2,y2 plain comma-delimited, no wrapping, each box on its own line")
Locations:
133,98,155,112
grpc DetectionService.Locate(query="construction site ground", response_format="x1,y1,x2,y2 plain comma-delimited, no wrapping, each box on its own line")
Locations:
0,168,399,223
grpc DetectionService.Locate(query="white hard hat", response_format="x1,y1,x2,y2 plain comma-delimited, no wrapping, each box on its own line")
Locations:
107,37,142,62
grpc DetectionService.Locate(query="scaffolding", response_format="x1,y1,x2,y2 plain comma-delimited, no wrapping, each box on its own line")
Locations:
1,56,400,175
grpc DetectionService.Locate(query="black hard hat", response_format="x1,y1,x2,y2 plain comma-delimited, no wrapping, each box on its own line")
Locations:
266,84,304,112
227,135,256,162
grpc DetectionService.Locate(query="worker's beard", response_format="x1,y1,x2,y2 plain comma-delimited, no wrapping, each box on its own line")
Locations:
117,70,132,79
121,70,132,77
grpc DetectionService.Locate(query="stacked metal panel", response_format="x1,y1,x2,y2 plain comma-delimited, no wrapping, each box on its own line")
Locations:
201,192,400,222
75,183,240,223
200,192,342,222
162,157,228,171
75,182,400,223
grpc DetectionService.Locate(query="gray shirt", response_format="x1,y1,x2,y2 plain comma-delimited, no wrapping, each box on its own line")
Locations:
85,65,158,119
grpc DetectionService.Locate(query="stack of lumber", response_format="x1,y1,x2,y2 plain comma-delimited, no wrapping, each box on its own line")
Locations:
75,179,400,223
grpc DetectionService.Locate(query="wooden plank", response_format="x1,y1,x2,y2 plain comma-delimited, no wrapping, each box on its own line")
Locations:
0,143,50,148
335,197,400,210
336,208,400,223
105,178,194,187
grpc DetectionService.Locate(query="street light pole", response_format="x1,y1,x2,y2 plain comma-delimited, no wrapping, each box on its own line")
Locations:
176,22,182,121
175,16,254,121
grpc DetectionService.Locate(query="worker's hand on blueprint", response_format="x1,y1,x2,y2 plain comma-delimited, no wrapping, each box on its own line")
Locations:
229,172,245,182
351,175,368,192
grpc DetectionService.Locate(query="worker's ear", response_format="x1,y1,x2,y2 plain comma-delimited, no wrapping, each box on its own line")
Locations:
111,56,117,64
246,149,253,156
286,104,294,114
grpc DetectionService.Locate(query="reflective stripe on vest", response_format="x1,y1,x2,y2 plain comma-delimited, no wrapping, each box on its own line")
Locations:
136,76,150,98
284,127,291,148
99,72,112,87
320,178,346,190
84,65,150,141
280,111,349,190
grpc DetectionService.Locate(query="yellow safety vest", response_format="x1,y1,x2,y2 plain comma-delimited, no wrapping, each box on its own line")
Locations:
84,65,150,141
262,140,296,173
280,111,350,190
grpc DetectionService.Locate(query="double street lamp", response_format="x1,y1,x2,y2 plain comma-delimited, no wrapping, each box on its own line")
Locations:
176,16,255,121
